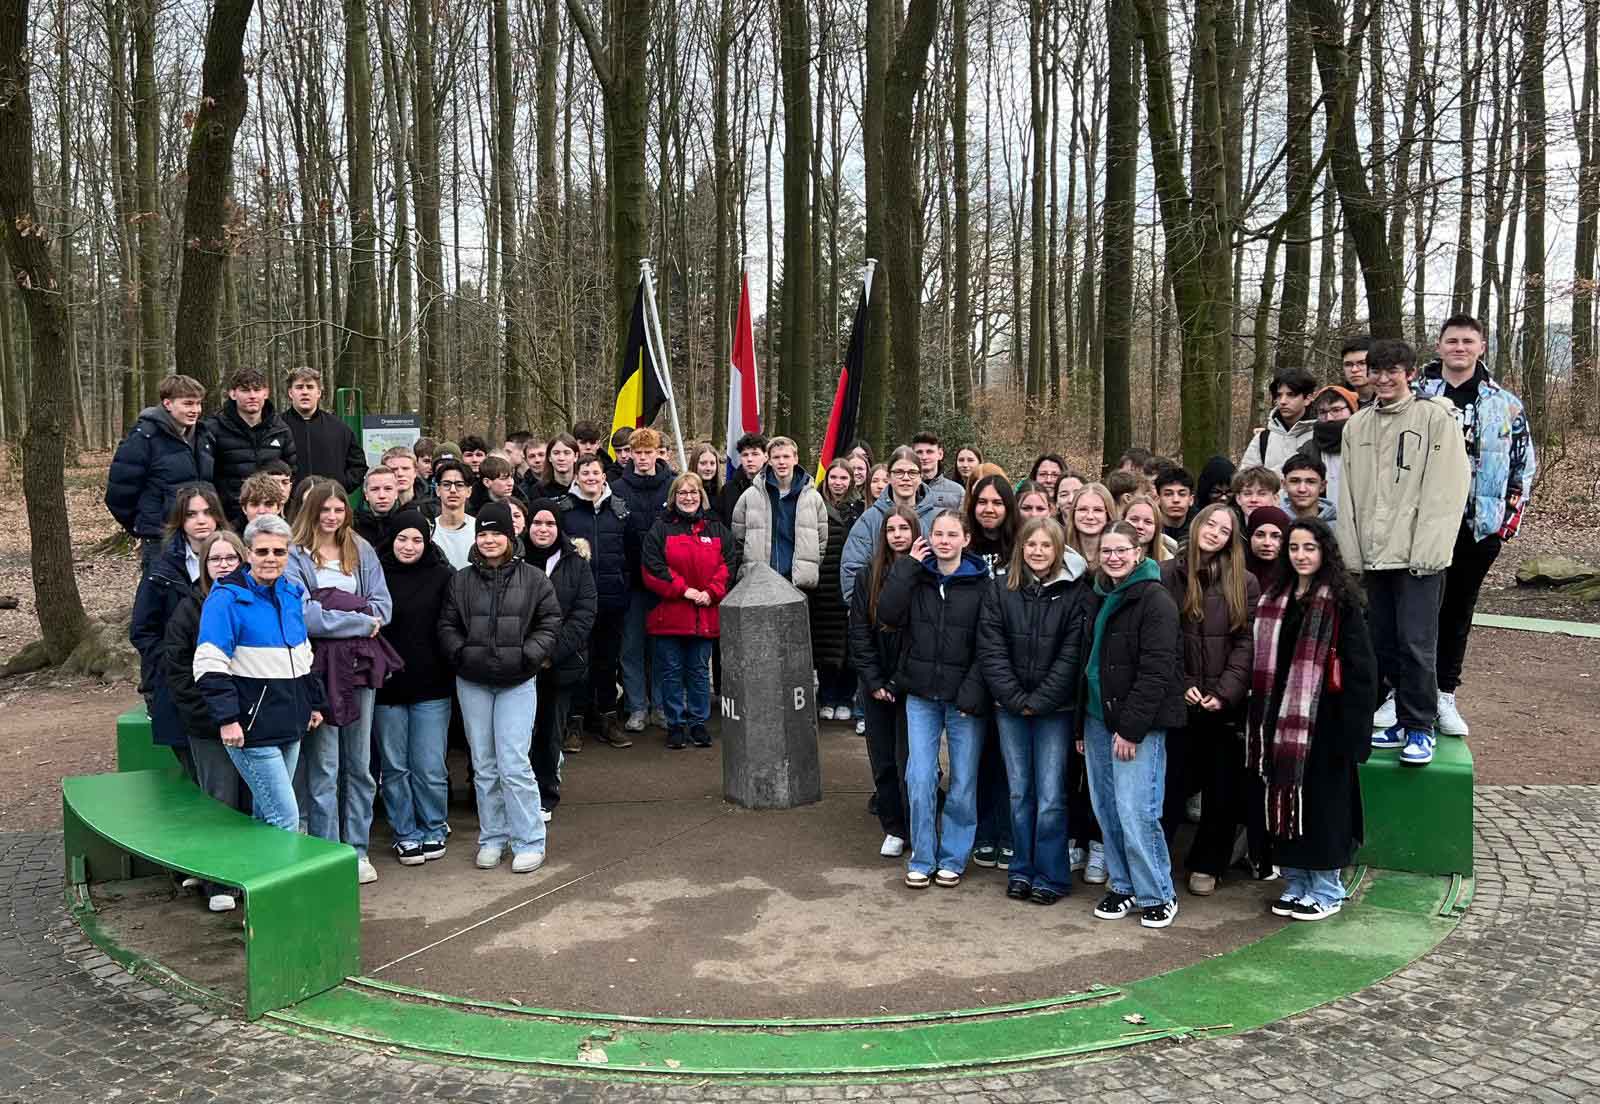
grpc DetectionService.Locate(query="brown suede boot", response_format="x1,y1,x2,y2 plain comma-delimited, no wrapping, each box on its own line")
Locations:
594,712,633,749
562,717,584,754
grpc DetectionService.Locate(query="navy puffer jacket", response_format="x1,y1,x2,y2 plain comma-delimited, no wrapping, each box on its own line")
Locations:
200,399,296,526
130,535,197,746
105,407,214,539
558,489,632,612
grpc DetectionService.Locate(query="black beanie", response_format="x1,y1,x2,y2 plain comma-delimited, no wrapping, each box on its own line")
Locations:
476,502,516,537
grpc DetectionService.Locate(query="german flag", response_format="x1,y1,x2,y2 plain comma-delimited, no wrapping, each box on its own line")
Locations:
815,284,869,482
610,277,667,447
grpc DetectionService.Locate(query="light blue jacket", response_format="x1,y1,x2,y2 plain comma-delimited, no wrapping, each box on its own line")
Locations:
286,539,393,638
1415,361,1536,541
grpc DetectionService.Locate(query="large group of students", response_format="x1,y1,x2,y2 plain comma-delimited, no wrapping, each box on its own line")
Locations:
110,311,1533,931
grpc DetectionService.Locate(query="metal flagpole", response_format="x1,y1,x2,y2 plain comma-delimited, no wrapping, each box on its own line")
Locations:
862,256,878,306
639,258,688,470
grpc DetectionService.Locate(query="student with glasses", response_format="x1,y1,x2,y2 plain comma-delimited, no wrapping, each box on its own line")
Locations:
1082,521,1187,929
430,459,478,569
162,531,252,912
840,446,947,606
193,514,326,836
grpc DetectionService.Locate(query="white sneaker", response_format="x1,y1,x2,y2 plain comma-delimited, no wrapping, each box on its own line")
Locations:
540,808,553,823
357,857,378,885
623,710,647,733
818,705,833,722
647,708,668,728
1185,793,1203,823
207,893,236,913
1373,691,1397,730
180,876,201,890
1436,691,1469,737
1069,843,1088,872
880,834,905,858
854,718,866,735
475,846,504,869
511,851,545,874
1083,841,1108,884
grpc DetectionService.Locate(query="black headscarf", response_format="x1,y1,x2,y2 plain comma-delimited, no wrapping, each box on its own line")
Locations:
378,507,447,573
1196,455,1236,507
523,497,572,573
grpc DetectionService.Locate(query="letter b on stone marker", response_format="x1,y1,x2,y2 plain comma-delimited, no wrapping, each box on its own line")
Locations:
793,686,806,711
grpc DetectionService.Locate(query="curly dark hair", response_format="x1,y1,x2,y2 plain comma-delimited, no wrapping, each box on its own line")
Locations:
1265,515,1364,610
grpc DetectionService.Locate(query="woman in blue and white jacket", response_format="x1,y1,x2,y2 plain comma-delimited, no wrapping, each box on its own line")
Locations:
194,514,325,831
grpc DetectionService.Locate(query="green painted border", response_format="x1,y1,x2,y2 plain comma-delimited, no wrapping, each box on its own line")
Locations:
1472,612,1600,638
252,868,1462,1083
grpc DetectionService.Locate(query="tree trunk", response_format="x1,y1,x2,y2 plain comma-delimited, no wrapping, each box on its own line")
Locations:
1103,0,1136,466
951,0,972,410
0,0,89,661
493,0,529,431
132,0,164,401
1026,0,1048,413
1278,0,1312,371
1572,0,1598,428
861,0,891,452
1451,1,1484,314
411,0,444,431
172,0,255,396
1304,0,1405,336
710,0,734,445
1519,0,1547,444
567,0,651,387
779,0,814,456
339,0,381,400
882,0,938,446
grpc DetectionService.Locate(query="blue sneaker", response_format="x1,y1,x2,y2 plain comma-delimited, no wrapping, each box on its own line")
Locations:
1399,728,1436,767
1371,724,1406,750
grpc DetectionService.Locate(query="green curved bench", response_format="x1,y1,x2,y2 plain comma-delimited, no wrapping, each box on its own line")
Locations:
62,769,360,1019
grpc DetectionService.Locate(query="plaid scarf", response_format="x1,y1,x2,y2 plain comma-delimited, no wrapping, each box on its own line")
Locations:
1246,582,1337,838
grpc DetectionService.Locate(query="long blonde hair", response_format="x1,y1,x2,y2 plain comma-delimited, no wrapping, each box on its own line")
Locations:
1182,502,1250,631
290,481,361,570
1122,492,1171,562
1006,517,1066,591
1063,482,1118,558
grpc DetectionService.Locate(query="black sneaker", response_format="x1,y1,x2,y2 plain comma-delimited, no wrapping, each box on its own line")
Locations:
1029,886,1063,906
1269,895,1300,917
1006,878,1032,900
393,841,426,867
1140,899,1179,929
690,724,711,747
666,727,688,750
419,839,446,860
972,845,999,868
1093,891,1135,920
997,847,1015,870
1290,899,1342,922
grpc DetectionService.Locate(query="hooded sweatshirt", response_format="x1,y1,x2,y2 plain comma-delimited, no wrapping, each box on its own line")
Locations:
1241,409,1316,473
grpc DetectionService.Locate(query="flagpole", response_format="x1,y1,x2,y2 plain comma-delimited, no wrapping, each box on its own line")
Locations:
862,257,878,305
639,258,688,470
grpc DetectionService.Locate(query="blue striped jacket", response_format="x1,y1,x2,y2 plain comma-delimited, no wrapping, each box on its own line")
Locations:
194,568,325,747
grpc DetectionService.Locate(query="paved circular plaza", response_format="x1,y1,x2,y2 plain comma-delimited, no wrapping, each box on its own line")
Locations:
3,783,1598,1102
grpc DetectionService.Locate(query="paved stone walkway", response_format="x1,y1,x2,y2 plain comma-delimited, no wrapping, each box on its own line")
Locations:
3,784,1597,1103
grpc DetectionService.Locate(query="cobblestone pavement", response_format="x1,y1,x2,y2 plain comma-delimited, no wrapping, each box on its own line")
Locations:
3,784,1597,1104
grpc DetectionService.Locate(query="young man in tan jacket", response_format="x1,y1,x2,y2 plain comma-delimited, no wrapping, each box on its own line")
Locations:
1335,338,1470,768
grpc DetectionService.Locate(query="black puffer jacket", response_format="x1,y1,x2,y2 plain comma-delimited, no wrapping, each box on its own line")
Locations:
438,553,562,687
200,399,296,525
875,552,991,715
977,568,1091,716
1084,565,1187,742
526,534,599,689
716,467,757,526
162,590,211,740
377,541,456,704
808,501,850,668
611,464,674,574
847,564,903,695
105,406,215,539
1160,551,1260,710
558,489,632,612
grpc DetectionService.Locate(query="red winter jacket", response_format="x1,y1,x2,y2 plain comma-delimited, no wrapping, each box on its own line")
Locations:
641,505,736,638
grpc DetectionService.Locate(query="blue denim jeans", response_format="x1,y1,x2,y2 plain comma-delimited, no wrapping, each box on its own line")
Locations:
457,676,545,856
226,742,302,831
655,635,713,729
1082,715,1175,907
301,687,377,857
904,695,983,876
620,589,661,714
996,710,1072,894
375,698,451,845
1282,866,1346,908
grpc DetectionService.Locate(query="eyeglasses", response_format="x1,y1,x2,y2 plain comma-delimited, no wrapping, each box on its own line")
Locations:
1100,546,1136,559
206,554,241,566
890,468,920,478
437,480,469,490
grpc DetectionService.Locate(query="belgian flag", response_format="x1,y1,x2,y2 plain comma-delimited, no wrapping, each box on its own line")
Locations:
610,277,668,448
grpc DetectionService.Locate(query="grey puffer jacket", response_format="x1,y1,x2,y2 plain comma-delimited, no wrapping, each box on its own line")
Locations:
732,467,828,590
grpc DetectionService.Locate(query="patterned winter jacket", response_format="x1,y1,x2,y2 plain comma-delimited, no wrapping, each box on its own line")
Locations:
1415,360,1537,541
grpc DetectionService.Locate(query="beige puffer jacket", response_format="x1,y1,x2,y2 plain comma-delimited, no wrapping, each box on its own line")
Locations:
1335,390,1470,574
731,469,827,590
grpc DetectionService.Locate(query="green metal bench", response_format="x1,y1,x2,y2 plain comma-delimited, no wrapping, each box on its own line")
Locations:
116,707,178,773
1357,736,1474,877
62,769,360,1019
